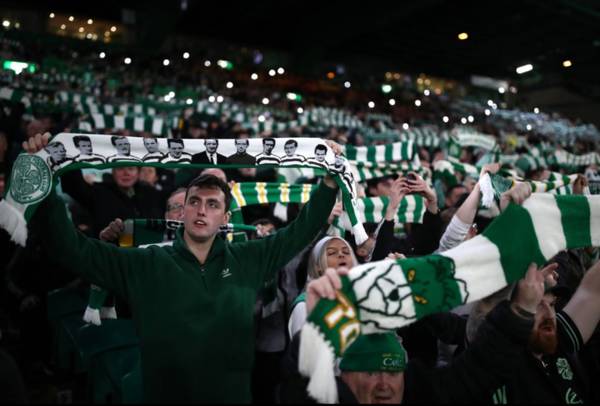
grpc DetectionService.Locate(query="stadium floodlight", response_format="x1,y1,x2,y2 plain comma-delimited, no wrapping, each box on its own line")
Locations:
516,64,533,74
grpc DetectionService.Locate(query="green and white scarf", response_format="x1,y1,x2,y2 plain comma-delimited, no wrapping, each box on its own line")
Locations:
299,193,600,403
88,113,171,137
336,195,427,230
0,133,367,246
447,129,498,158
480,173,582,209
344,141,415,164
228,182,427,230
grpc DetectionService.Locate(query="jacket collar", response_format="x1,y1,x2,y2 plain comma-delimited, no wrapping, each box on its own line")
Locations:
173,227,226,265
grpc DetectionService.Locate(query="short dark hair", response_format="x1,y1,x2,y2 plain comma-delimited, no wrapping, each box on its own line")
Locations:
263,137,276,145
204,138,218,145
315,144,327,153
186,174,232,211
111,135,127,146
285,139,298,148
73,135,91,147
167,138,184,148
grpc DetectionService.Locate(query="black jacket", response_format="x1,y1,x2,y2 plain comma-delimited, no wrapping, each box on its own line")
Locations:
471,305,589,404
61,170,165,238
371,210,445,261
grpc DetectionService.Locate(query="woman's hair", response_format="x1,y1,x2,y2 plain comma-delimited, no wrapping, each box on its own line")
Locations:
307,236,358,281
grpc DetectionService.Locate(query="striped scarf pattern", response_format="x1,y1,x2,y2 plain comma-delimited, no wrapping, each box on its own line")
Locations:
299,193,600,403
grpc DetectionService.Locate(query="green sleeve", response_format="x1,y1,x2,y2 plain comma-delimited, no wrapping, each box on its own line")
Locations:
88,285,109,310
233,182,337,289
36,190,153,300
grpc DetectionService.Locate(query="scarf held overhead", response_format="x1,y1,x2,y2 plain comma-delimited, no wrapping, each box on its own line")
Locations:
0,133,366,246
299,193,600,403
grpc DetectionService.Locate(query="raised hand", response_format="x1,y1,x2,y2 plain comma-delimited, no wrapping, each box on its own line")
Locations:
511,262,557,315
328,201,344,224
99,218,125,242
500,182,532,211
406,171,438,213
306,267,349,314
22,132,51,154
385,176,409,220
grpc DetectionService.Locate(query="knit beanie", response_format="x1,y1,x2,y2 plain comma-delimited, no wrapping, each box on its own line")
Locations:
339,333,407,373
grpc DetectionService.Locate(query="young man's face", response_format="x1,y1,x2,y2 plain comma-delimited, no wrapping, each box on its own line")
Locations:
529,293,558,355
205,139,218,154
342,371,405,404
115,138,131,155
315,149,327,162
46,143,66,162
78,140,93,155
112,166,139,189
144,138,159,153
169,142,184,158
284,143,296,156
235,140,248,153
183,186,230,243
264,140,275,154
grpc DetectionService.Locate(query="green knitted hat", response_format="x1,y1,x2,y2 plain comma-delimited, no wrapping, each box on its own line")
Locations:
339,333,407,373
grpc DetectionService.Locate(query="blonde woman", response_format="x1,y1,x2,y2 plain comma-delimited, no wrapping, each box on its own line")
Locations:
287,236,358,338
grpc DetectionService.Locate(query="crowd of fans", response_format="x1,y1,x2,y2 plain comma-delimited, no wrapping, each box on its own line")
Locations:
0,29,599,404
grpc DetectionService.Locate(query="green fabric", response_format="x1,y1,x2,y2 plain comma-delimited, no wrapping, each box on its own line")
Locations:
339,333,407,372
38,181,337,403
291,292,307,312
482,203,546,282
556,195,592,248
88,285,108,310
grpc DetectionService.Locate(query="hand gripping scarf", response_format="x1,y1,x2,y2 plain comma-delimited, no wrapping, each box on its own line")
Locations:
0,133,367,246
299,192,600,403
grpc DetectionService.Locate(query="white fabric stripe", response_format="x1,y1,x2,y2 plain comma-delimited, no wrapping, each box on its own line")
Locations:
356,147,367,164
441,235,506,302
152,118,164,136
91,113,105,129
392,143,402,161
403,195,417,223
589,195,600,247
134,117,145,132
114,115,126,130
370,197,385,223
522,194,566,260
105,105,114,115
375,145,385,163
349,259,416,331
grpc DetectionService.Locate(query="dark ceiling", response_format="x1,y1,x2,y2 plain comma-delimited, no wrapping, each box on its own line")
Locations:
11,0,600,85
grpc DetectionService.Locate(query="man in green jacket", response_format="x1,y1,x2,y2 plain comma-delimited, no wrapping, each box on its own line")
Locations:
24,133,340,403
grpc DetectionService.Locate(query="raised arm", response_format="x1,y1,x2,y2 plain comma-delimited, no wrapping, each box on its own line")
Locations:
236,177,338,289
23,133,152,299
563,260,600,344
371,176,409,261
